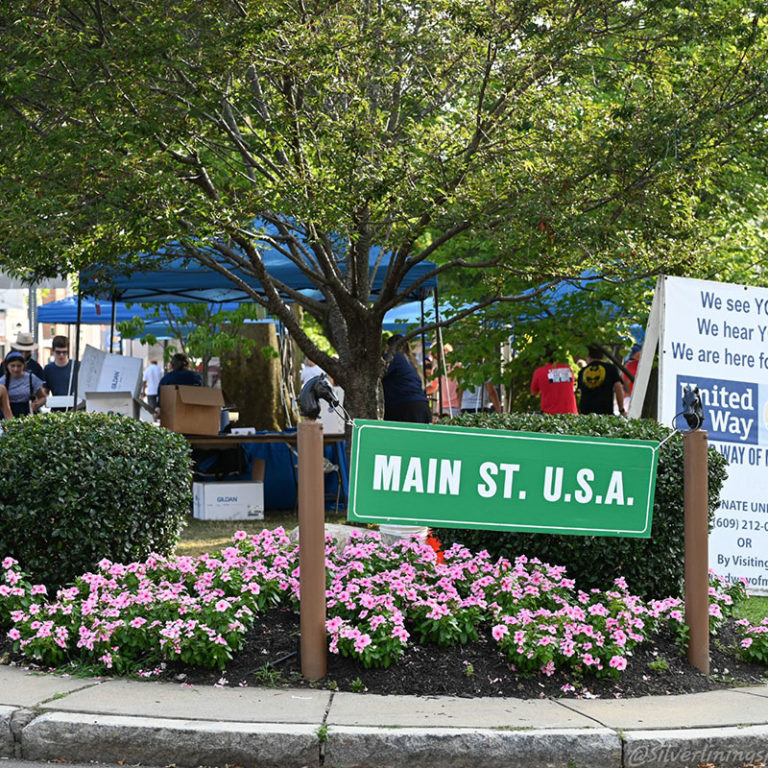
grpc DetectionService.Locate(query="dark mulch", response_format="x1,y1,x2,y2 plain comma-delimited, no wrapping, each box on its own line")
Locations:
2,608,765,698
162,607,767,699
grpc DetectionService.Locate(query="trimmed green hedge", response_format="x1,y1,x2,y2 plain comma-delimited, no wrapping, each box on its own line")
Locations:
435,412,727,599
0,412,192,588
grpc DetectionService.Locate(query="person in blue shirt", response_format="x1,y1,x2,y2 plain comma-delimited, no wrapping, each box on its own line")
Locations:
381,334,431,423
158,352,204,388
43,335,79,402
156,352,205,421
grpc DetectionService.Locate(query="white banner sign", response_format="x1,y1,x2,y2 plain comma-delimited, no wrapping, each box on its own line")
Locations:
660,276,768,595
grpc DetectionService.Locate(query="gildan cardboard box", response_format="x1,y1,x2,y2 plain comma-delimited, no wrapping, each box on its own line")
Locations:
193,459,266,520
85,391,140,418
160,385,224,435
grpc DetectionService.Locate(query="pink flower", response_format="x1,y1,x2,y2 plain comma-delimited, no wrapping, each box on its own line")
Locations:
609,655,627,670
741,638,753,649
353,634,372,653
491,624,509,641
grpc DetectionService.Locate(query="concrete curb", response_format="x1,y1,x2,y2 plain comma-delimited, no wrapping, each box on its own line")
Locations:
1,666,767,768
0,705,14,758
323,725,621,768
21,712,320,768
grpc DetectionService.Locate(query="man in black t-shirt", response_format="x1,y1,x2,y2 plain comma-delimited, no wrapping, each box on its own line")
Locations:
43,335,79,401
577,344,625,415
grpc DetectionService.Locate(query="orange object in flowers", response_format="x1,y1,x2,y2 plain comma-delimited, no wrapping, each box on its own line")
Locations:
425,533,445,563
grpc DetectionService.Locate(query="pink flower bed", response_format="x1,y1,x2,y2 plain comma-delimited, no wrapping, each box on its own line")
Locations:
0,530,761,679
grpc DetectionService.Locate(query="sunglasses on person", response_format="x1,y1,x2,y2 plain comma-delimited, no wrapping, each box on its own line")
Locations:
53,349,69,355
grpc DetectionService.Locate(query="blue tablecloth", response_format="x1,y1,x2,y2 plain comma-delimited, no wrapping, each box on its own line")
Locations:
193,430,348,511
240,432,348,511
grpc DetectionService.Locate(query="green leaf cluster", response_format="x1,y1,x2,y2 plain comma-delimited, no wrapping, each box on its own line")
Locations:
2,1,768,418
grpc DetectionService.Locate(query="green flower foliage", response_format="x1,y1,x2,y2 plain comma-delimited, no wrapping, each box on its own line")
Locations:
435,412,728,600
0,412,192,589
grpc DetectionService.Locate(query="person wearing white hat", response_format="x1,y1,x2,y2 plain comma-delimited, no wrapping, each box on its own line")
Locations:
0,331,46,382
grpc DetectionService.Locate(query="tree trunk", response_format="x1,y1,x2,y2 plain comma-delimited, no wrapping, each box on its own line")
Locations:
220,322,288,430
327,315,385,423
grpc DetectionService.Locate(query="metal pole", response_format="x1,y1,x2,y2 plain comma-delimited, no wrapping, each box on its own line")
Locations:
109,294,117,354
420,299,427,387
684,429,710,674
434,286,444,415
73,291,83,411
298,419,327,680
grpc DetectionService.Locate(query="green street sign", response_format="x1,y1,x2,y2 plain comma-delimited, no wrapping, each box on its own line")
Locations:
348,420,659,538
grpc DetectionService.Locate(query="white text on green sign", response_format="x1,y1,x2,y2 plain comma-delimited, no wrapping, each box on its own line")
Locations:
348,421,659,538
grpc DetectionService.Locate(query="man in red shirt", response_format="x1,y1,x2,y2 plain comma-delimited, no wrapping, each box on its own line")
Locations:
531,353,578,415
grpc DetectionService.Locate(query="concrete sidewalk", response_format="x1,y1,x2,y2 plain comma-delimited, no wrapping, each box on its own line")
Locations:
1,665,767,768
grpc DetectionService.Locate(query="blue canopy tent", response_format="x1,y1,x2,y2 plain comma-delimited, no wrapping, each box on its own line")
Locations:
79,241,438,304
38,296,247,341
75,228,439,511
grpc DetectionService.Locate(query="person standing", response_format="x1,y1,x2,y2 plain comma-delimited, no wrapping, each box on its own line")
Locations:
576,344,625,415
380,334,431,541
381,335,432,423
2,351,47,417
43,336,79,402
531,351,578,415
300,357,327,387
460,381,502,414
431,342,462,417
0,331,46,382
158,353,204,388
156,353,204,420
0,382,12,421
142,359,163,411
622,343,642,411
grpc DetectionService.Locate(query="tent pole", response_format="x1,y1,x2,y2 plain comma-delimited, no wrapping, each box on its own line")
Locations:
434,287,443,416
109,294,117,354
420,299,427,386
73,290,83,411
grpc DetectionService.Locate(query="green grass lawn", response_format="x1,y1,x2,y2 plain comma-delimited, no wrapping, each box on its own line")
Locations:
175,509,348,557
735,595,768,624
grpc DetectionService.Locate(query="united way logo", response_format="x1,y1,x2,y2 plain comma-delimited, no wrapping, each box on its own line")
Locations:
675,375,757,444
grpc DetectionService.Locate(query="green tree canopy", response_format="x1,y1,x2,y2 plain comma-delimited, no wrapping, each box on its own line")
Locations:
2,0,767,417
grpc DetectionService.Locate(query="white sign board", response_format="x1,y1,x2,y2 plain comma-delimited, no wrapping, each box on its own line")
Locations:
659,276,768,595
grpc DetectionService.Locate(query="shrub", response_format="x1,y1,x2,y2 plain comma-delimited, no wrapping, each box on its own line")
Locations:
433,412,727,600
0,412,192,589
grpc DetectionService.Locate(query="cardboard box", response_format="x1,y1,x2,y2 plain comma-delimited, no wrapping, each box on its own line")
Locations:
160,385,224,435
193,460,265,520
46,395,85,411
86,391,140,418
